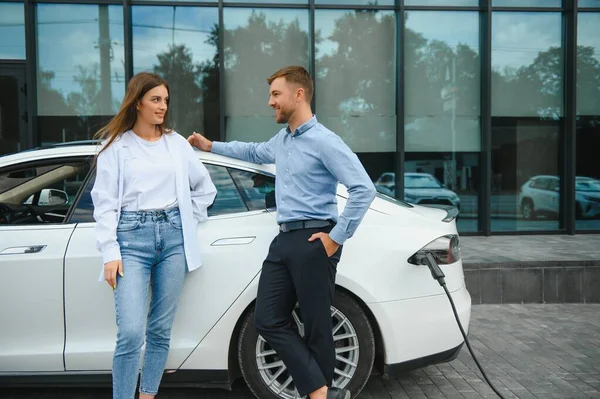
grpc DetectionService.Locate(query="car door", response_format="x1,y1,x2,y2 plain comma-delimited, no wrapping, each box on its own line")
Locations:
530,177,549,212
0,157,91,372
547,177,560,214
63,162,278,370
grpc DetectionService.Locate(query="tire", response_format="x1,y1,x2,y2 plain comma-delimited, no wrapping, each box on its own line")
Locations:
521,199,535,220
237,290,375,399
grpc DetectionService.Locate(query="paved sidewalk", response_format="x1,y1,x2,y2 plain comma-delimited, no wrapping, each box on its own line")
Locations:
5,304,600,399
460,235,600,266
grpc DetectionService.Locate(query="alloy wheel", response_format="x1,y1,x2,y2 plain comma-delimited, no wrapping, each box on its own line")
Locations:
254,306,360,399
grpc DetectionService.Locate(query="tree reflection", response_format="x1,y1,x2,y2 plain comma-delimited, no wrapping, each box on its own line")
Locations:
224,11,310,116
154,44,208,139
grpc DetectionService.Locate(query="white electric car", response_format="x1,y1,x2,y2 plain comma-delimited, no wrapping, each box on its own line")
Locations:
0,143,471,398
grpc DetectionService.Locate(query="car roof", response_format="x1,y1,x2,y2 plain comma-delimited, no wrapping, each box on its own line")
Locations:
0,144,277,176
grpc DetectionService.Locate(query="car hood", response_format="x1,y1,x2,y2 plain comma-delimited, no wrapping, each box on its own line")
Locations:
577,191,600,199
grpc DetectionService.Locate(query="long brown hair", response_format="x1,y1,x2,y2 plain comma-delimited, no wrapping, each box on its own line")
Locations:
95,72,171,155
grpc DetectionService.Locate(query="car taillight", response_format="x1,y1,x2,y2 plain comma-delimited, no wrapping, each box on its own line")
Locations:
407,235,461,265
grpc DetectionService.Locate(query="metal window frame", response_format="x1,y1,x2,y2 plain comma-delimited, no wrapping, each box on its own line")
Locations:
480,0,491,235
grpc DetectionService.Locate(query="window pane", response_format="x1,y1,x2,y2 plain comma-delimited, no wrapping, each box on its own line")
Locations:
576,13,600,231
224,9,309,143
204,164,248,216
493,0,561,6
492,13,563,117
36,5,125,145
491,119,562,232
491,12,563,232
317,0,393,6
0,3,25,59
403,11,479,232
405,0,477,5
228,0,307,4
577,13,600,116
315,10,396,202
229,168,276,210
37,4,125,144
133,6,220,142
0,160,90,225
579,0,600,7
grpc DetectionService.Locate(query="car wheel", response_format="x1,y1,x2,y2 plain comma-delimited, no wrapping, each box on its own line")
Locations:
237,290,375,399
521,199,535,220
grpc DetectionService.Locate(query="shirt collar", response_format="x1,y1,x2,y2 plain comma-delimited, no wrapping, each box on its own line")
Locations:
286,115,317,137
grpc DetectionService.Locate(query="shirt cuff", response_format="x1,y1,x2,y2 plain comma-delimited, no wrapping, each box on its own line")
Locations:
328,227,348,246
211,141,226,155
102,245,122,265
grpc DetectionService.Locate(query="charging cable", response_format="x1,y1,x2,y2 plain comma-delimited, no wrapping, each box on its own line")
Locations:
421,252,506,399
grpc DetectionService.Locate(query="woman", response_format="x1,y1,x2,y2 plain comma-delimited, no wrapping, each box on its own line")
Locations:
91,72,217,399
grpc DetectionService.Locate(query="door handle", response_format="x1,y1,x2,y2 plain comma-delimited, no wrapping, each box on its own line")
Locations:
211,237,256,246
0,245,46,255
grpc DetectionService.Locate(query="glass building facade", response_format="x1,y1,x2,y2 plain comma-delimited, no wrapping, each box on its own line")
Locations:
0,0,599,235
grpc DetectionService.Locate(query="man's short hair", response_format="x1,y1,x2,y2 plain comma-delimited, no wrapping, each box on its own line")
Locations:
267,66,313,103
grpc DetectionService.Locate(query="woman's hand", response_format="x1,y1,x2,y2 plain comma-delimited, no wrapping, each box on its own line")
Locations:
104,260,123,289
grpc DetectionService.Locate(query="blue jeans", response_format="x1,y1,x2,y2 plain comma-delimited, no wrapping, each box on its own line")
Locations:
113,207,187,399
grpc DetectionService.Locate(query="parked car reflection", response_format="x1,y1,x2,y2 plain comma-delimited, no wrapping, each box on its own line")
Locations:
375,172,460,209
517,175,600,219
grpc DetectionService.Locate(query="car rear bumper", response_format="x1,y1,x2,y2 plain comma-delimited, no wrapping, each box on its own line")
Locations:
383,342,463,378
368,284,471,367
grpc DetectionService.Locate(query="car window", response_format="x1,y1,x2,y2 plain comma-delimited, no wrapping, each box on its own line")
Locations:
69,163,274,222
380,175,393,184
547,179,559,192
0,159,91,225
405,175,443,188
229,168,276,211
205,164,249,216
530,178,549,189
69,172,96,223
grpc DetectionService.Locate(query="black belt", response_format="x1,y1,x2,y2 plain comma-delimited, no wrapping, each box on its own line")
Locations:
279,220,332,233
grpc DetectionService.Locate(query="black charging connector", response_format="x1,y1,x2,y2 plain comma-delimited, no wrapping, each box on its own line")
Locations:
420,251,506,399
424,252,446,285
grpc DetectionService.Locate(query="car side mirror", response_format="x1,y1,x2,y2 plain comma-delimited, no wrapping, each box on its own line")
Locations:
46,189,68,205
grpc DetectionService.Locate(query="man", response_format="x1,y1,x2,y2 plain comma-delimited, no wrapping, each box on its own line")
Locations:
188,66,376,399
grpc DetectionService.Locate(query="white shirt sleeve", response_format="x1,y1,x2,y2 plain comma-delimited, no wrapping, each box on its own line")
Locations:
91,144,122,264
185,143,217,223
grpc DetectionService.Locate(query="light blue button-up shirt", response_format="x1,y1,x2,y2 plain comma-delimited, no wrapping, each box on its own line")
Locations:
211,116,376,244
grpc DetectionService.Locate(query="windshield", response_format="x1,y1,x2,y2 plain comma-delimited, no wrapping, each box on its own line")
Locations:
576,179,600,192
404,175,443,189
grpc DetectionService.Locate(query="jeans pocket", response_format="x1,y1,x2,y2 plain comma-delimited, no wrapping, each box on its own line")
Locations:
168,214,183,230
117,220,140,232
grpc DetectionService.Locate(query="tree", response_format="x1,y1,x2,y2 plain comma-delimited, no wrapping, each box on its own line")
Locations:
67,64,103,117
223,11,310,117
37,69,73,116
154,44,205,138
576,45,600,115
198,23,221,142
315,10,395,151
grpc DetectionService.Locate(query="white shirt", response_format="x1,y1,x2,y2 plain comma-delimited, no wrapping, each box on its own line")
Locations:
91,131,217,274
122,133,177,211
